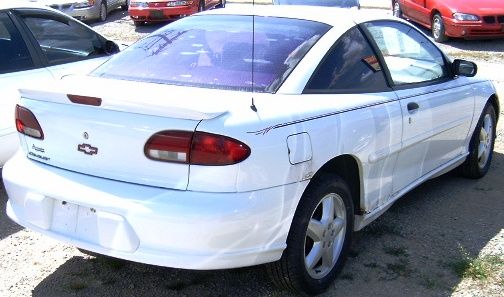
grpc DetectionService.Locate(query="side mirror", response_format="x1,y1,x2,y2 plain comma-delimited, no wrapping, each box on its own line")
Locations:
452,59,477,77
104,40,120,55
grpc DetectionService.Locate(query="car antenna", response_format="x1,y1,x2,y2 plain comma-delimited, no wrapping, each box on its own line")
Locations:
250,0,258,113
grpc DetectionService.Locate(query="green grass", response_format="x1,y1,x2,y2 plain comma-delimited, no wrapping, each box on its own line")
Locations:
386,258,413,278
450,247,504,281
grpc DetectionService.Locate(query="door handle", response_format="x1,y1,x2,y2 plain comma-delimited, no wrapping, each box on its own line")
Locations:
407,102,419,112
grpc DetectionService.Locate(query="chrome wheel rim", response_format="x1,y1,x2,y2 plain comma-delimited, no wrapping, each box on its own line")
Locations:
304,193,346,279
478,114,493,169
393,2,400,17
433,16,442,39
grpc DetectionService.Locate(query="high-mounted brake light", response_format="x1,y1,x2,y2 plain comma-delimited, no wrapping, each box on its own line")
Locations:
67,94,102,106
15,105,44,139
144,131,251,166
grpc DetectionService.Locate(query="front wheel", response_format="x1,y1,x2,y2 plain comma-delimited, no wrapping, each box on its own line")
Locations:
266,175,354,295
217,0,225,8
432,13,448,42
99,2,107,22
460,103,497,178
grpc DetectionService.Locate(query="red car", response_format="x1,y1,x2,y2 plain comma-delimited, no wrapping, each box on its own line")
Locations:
129,0,225,26
392,0,504,42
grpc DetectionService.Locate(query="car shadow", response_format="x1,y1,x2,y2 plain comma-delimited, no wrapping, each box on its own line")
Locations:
0,170,24,241
29,151,504,296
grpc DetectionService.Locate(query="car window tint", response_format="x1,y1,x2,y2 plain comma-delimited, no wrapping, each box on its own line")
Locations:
92,15,330,93
305,26,388,93
22,16,105,65
364,21,448,85
0,12,34,74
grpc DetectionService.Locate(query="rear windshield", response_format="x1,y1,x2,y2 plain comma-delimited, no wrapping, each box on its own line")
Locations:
91,15,330,92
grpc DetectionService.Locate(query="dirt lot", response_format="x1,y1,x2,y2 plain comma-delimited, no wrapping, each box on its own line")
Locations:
1,6,503,297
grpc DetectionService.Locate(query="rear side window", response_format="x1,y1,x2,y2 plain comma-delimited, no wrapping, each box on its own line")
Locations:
305,26,388,93
92,15,330,93
0,12,34,74
22,16,105,65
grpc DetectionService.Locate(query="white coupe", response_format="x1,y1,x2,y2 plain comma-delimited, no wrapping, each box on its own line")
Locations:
2,5,499,295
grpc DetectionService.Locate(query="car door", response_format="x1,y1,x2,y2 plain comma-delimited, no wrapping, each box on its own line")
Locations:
15,9,112,79
404,0,430,25
302,26,402,212
363,21,474,193
0,10,54,165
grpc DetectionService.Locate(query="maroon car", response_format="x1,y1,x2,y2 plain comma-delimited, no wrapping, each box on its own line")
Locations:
392,0,504,42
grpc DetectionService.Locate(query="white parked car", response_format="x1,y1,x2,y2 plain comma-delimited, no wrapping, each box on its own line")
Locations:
3,6,499,295
0,1,119,167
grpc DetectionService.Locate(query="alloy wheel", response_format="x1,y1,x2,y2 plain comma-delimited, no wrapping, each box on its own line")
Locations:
304,193,346,279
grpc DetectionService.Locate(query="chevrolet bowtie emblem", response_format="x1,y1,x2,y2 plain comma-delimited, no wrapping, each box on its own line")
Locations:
77,143,98,155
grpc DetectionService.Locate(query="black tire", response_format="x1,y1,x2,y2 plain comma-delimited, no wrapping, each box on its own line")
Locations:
432,13,448,42
459,103,497,179
217,0,225,8
121,0,129,11
392,0,402,18
99,1,108,22
266,174,354,295
198,0,205,12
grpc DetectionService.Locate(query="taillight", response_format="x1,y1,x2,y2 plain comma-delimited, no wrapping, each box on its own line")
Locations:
15,105,44,139
144,131,251,166
144,131,193,163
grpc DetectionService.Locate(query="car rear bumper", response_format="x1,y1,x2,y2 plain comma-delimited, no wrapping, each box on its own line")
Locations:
3,152,304,269
444,18,504,39
129,6,197,21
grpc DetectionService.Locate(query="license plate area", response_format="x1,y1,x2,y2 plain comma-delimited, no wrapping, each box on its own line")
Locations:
49,199,139,252
150,10,165,19
51,200,98,243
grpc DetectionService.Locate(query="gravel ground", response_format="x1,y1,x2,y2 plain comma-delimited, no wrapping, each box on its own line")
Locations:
1,5,503,297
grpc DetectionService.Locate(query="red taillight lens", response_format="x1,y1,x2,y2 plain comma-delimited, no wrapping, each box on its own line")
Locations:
191,132,251,165
15,105,44,139
144,131,251,166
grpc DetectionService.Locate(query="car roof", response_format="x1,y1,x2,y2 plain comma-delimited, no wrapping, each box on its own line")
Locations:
200,5,396,28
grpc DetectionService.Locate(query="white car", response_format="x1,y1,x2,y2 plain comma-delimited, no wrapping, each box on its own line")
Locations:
0,1,119,167
2,5,499,295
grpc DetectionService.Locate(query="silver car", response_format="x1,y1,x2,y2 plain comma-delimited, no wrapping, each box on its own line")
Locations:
39,0,129,22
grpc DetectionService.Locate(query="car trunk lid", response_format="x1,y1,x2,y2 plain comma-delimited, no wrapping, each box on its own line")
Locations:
17,75,242,190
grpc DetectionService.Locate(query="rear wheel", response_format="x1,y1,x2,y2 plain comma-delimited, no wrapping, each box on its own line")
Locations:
99,2,108,22
266,174,354,295
460,103,497,178
198,0,205,12
392,0,402,18
432,13,448,42
217,0,225,8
